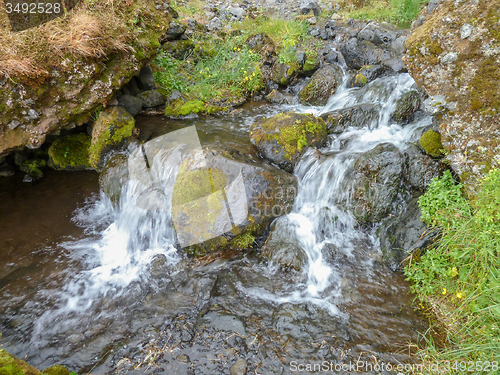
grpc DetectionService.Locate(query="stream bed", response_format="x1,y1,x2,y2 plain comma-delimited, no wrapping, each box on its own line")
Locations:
0,74,430,374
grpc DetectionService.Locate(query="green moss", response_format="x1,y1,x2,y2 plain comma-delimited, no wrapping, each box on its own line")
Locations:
302,50,319,73
89,107,135,170
164,99,206,117
172,167,227,206
468,57,500,114
419,130,445,158
231,232,255,250
354,73,368,86
48,133,92,170
0,349,41,375
41,366,71,375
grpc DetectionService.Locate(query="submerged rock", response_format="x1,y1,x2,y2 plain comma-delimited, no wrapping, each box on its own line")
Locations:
298,64,343,106
250,112,327,173
89,106,135,171
48,133,92,171
99,153,129,205
349,143,403,223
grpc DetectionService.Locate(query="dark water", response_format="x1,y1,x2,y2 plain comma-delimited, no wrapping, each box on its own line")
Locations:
0,103,427,374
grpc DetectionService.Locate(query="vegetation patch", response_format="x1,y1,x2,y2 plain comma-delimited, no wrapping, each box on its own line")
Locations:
340,0,428,26
405,169,500,368
419,129,445,158
48,133,92,170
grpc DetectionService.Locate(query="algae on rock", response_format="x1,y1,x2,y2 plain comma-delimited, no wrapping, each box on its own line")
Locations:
48,133,92,170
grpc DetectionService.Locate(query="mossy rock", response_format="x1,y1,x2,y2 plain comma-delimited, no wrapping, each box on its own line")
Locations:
0,349,41,375
162,39,195,60
164,98,206,117
250,111,327,173
301,50,320,76
48,133,92,171
20,158,46,179
89,106,135,171
392,90,421,124
419,129,445,157
298,64,343,106
41,365,71,375
271,61,300,87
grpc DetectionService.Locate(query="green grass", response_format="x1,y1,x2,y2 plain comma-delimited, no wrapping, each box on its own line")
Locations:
343,0,427,26
405,169,500,373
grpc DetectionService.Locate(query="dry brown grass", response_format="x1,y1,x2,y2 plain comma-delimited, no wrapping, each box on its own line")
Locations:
0,0,165,79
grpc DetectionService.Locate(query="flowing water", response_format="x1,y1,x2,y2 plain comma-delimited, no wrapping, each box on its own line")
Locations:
0,73,431,374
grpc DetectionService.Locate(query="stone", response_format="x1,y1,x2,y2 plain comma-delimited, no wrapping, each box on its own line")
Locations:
349,143,404,223
137,90,166,108
137,65,156,91
230,358,248,375
229,6,246,18
392,90,422,124
440,52,458,65
341,37,393,70
299,0,321,16
404,142,448,190
163,19,186,41
348,64,390,88
250,111,327,173
261,216,308,271
298,64,343,106
382,56,407,73
99,153,129,205
48,133,93,171
460,23,473,39
89,106,135,171
266,89,294,104
357,22,398,46
427,0,443,13
419,129,445,158
321,104,380,134
117,94,143,116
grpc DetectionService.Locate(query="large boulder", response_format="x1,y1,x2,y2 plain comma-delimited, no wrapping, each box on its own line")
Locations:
99,130,298,256
403,142,448,190
392,90,421,124
349,143,404,223
89,106,135,171
298,64,343,106
250,112,327,173
403,0,500,191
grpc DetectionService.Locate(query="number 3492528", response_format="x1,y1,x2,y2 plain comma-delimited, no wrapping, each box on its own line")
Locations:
5,2,62,14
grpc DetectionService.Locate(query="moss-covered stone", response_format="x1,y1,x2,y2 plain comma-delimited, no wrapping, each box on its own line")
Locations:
231,232,255,250
20,158,46,179
419,130,445,158
0,349,41,375
41,365,71,375
89,106,135,170
250,111,327,172
298,64,343,106
48,133,92,171
164,98,206,117
162,39,195,60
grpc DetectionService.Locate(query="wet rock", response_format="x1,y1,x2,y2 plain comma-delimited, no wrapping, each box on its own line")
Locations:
176,354,190,363
250,111,327,173
99,153,129,205
419,129,445,158
392,90,421,124
265,89,294,105
137,90,166,108
202,311,246,336
272,304,317,340
299,0,321,16
348,64,390,88
90,106,135,171
341,38,393,70
261,217,308,271
298,64,343,106
48,133,93,171
349,143,404,223
230,358,248,375
376,197,428,270
163,19,186,41
357,23,398,46
320,104,380,134
403,142,448,190
300,51,320,76
117,94,143,116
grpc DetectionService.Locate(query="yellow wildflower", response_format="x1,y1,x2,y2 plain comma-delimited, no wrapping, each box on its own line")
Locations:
442,288,447,295
457,292,463,299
